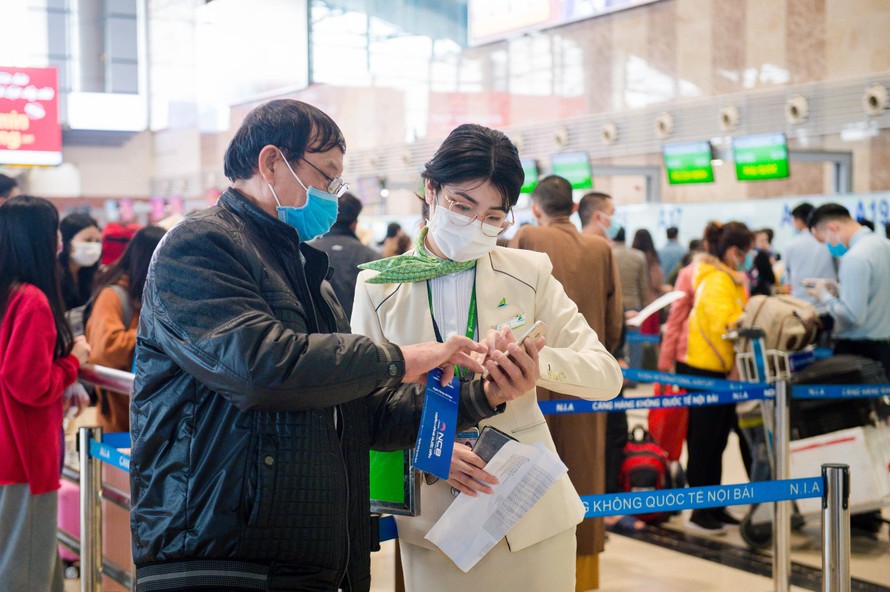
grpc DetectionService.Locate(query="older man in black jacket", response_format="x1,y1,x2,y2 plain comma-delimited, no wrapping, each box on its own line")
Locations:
130,100,540,592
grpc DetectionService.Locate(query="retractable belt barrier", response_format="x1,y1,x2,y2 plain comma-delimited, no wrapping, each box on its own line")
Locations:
621,367,769,391
792,384,890,400
536,368,890,417
375,479,826,543
539,385,773,415
624,333,662,344
580,478,821,519
86,443,817,538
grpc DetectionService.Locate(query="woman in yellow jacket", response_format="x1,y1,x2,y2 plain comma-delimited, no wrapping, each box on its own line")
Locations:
681,221,754,535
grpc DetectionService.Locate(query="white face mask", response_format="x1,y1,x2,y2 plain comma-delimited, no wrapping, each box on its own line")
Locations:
70,241,102,267
427,203,499,262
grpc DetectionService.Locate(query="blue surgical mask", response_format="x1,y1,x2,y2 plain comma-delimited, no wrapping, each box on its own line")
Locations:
827,241,847,257
599,212,622,241
269,149,339,241
738,251,755,272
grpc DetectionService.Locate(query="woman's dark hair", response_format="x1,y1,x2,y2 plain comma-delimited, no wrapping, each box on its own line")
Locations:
757,227,774,243
704,221,754,261
632,228,659,267
223,99,346,182
92,225,166,307
60,212,100,310
421,124,524,210
0,195,74,359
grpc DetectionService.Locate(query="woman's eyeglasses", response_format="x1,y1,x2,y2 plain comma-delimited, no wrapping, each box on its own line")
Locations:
439,190,514,237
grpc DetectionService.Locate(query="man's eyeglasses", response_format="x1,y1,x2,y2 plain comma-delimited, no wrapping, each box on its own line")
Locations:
439,190,514,237
301,157,349,198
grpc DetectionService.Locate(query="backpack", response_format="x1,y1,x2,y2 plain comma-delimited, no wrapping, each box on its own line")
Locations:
66,284,133,337
618,425,671,524
737,294,820,353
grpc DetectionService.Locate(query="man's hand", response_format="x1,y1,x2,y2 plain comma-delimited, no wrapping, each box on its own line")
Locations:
400,335,487,386
447,444,498,496
804,278,839,300
482,335,545,408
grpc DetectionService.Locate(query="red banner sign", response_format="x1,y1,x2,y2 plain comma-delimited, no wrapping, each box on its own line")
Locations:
0,66,62,166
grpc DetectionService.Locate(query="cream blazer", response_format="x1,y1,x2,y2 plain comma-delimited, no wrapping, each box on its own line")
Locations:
351,247,623,553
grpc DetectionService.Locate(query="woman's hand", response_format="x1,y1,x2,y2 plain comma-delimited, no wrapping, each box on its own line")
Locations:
447,444,498,496
63,382,90,417
72,335,91,366
470,326,516,368
482,335,545,407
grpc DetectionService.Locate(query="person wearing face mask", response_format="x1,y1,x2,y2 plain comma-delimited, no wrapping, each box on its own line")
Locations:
807,203,890,375
577,191,636,522
352,124,623,592
507,175,624,587
0,196,91,592
682,221,754,535
129,100,514,592
84,226,165,432
783,202,837,305
59,213,102,311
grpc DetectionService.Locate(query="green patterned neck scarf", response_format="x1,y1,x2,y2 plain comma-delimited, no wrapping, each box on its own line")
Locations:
359,227,476,284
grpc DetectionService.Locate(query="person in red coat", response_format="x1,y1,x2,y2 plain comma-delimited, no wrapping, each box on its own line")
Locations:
0,196,91,591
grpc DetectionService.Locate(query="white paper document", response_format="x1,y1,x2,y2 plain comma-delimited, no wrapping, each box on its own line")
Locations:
625,290,686,328
424,440,567,572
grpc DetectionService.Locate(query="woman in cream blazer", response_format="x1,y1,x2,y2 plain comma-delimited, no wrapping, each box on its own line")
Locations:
351,124,623,591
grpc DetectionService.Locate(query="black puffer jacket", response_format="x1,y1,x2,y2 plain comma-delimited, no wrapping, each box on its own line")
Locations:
130,189,498,592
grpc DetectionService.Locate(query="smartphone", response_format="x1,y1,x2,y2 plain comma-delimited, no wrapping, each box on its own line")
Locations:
471,425,516,463
481,320,548,379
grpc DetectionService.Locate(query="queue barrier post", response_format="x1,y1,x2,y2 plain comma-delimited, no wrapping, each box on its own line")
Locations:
79,426,104,592
772,380,791,592
822,464,851,592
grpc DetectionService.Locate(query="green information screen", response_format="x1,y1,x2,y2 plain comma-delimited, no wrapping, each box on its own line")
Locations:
369,450,406,505
733,133,790,181
520,158,539,194
662,141,715,184
550,152,593,190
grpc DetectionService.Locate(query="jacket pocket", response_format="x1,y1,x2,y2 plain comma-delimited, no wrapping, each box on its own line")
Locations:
245,435,279,529
511,418,547,437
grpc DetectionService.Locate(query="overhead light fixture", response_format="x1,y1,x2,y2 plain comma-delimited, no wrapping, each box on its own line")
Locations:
863,84,889,116
785,95,809,125
655,112,674,139
601,121,619,145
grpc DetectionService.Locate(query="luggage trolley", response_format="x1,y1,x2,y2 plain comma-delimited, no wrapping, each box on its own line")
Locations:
733,328,890,548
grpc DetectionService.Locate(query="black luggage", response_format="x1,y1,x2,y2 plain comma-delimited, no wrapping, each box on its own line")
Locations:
790,354,889,440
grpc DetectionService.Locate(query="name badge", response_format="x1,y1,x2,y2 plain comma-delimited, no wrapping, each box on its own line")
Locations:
412,368,459,480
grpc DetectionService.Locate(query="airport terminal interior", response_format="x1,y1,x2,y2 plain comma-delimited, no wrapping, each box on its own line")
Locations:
2,0,890,591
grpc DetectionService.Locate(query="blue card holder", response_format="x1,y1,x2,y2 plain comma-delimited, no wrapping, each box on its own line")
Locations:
412,368,460,481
